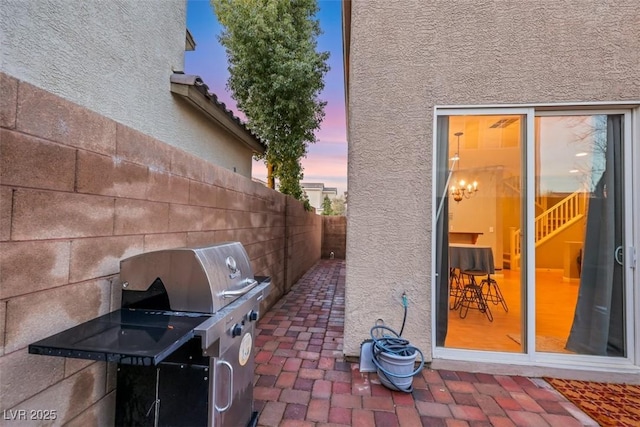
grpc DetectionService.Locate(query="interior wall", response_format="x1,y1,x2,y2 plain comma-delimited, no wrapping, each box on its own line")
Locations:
502,195,520,257
535,219,585,270
449,167,504,269
0,72,322,423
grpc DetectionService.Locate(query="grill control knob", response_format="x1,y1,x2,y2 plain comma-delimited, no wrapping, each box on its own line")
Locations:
231,324,243,337
248,310,259,322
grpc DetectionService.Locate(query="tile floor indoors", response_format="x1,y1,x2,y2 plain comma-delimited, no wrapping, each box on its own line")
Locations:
252,259,599,427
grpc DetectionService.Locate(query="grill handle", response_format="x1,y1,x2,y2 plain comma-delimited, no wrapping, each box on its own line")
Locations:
215,360,233,412
220,279,258,299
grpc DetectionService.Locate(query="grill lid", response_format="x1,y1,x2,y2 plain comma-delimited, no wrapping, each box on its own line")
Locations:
28,242,272,367
119,242,256,314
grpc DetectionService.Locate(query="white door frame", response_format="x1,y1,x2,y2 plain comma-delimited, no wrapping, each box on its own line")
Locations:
431,104,639,373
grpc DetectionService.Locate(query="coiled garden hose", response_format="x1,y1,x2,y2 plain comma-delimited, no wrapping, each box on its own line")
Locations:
370,324,425,393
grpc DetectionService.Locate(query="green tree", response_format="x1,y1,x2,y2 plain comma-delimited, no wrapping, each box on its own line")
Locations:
321,195,333,215
212,0,330,200
331,195,345,215
301,191,312,212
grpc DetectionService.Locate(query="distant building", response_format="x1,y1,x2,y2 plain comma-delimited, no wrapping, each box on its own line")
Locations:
301,182,338,214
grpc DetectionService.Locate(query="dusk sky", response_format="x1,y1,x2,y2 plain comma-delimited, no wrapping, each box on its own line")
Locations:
185,0,348,196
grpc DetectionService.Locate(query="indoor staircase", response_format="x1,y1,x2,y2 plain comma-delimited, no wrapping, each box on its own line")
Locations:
509,190,587,270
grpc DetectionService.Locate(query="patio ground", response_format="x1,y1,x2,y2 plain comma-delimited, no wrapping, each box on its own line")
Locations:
253,259,599,426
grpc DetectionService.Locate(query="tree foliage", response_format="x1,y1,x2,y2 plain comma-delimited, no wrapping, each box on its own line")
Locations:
331,195,345,215
321,195,333,215
301,191,313,211
212,0,329,200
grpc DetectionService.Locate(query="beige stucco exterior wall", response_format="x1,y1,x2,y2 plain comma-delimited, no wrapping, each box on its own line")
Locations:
0,0,256,177
345,0,640,357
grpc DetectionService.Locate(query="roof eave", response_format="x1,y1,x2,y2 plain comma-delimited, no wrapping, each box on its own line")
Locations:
170,82,266,155
185,29,196,51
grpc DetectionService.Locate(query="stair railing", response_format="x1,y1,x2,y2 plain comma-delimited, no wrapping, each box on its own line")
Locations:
510,190,586,269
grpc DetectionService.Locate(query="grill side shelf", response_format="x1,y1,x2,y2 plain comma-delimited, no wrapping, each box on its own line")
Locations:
28,309,211,366
28,345,166,366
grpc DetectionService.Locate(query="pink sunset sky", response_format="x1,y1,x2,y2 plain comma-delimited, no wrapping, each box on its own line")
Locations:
185,0,348,196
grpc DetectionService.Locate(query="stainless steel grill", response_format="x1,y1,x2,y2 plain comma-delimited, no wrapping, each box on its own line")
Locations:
29,242,271,427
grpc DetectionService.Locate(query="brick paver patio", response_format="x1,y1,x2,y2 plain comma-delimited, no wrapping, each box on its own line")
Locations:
254,259,597,426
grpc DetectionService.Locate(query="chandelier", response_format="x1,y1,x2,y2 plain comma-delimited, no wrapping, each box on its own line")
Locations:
450,132,479,202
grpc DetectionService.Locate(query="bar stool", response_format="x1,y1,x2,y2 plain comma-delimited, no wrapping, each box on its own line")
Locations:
458,270,493,322
480,274,508,312
449,268,464,310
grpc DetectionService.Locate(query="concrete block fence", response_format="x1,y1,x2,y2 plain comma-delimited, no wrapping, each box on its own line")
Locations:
0,71,325,424
322,216,347,260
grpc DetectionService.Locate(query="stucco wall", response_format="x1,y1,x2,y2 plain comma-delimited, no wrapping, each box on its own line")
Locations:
0,72,322,423
0,0,255,177
345,0,640,357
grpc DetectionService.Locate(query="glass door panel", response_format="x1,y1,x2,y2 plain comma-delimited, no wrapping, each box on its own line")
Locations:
436,114,525,352
535,114,626,356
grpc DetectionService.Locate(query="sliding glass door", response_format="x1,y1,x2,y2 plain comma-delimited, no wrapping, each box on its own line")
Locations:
535,113,627,357
435,111,526,353
434,107,636,367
